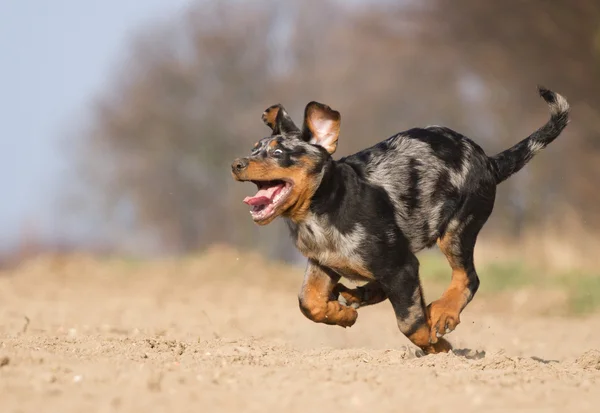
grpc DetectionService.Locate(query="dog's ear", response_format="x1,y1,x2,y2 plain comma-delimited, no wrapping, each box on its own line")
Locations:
301,102,341,155
262,104,300,136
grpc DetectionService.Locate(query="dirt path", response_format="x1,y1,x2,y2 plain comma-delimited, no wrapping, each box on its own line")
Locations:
1,248,599,412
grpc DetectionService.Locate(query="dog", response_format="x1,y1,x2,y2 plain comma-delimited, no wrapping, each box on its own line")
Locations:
231,86,569,354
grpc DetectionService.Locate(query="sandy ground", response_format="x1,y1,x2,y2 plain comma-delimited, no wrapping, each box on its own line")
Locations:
1,246,599,413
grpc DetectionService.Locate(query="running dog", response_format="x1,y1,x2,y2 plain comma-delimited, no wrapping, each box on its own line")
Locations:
231,86,569,354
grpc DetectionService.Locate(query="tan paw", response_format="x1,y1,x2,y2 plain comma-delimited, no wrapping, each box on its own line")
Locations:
427,299,461,343
421,337,453,355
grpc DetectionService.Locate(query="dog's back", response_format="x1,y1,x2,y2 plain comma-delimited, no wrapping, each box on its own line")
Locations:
339,87,569,253
341,126,495,252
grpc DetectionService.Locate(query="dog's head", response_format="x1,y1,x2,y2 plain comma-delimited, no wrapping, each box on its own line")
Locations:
231,101,341,225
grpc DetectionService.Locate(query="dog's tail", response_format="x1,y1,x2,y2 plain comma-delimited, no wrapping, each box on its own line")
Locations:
489,86,570,185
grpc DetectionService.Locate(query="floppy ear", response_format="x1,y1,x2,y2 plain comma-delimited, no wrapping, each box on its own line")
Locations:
261,104,300,136
301,102,341,154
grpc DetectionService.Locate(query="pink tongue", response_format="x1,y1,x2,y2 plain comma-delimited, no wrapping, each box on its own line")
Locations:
243,184,282,206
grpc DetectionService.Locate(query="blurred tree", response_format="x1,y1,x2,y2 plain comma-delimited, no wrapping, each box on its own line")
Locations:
429,0,600,232
70,0,600,265
75,1,282,255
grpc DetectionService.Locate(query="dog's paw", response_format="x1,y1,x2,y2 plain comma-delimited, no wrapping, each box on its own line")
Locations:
420,337,453,355
427,299,461,343
337,306,358,328
337,293,360,309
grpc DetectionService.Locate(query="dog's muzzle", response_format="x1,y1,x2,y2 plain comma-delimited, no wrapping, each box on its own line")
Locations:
231,157,249,179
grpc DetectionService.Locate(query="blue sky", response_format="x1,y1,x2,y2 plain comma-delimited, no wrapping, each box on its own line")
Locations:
0,0,192,250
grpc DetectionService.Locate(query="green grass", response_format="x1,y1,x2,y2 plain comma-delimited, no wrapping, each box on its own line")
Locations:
557,272,600,315
478,261,532,292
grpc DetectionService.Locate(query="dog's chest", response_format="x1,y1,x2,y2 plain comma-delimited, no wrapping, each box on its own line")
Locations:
290,217,373,281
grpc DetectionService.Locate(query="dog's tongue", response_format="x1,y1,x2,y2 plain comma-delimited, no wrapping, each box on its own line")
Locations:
243,184,282,206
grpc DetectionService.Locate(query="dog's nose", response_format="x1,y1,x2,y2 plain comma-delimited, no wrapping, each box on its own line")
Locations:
232,158,249,172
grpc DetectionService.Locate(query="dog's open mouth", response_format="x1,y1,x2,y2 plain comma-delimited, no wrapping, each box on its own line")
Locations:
243,180,293,222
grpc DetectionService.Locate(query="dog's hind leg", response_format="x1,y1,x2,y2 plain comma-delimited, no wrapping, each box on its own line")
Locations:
379,252,452,354
298,260,359,328
427,193,494,343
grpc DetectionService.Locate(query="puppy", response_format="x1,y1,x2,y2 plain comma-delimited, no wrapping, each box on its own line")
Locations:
231,86,569,354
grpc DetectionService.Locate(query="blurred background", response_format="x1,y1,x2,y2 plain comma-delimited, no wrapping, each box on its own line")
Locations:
3,4,600,409
2,0,600,278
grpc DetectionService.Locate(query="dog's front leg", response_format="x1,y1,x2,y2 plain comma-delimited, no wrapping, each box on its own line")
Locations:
298,260,358,328
333,281,388,309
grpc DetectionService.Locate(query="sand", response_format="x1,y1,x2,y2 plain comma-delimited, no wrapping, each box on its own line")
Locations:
1,246,599,412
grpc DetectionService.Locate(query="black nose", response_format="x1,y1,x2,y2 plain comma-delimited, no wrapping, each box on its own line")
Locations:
232,158,249,172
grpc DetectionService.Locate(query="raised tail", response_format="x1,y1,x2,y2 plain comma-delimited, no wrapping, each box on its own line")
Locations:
490,86,570,184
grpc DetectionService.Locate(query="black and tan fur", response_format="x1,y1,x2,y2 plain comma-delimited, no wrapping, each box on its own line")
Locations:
231,87,570,354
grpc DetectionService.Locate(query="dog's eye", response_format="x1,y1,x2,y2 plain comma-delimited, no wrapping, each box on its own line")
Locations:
272,149,284,157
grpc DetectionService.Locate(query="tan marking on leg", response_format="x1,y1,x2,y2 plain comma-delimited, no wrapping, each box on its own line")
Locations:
298,262,358,328
427,232,472,343
408,324,453,354
334,281,387,307
395,285,452,355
